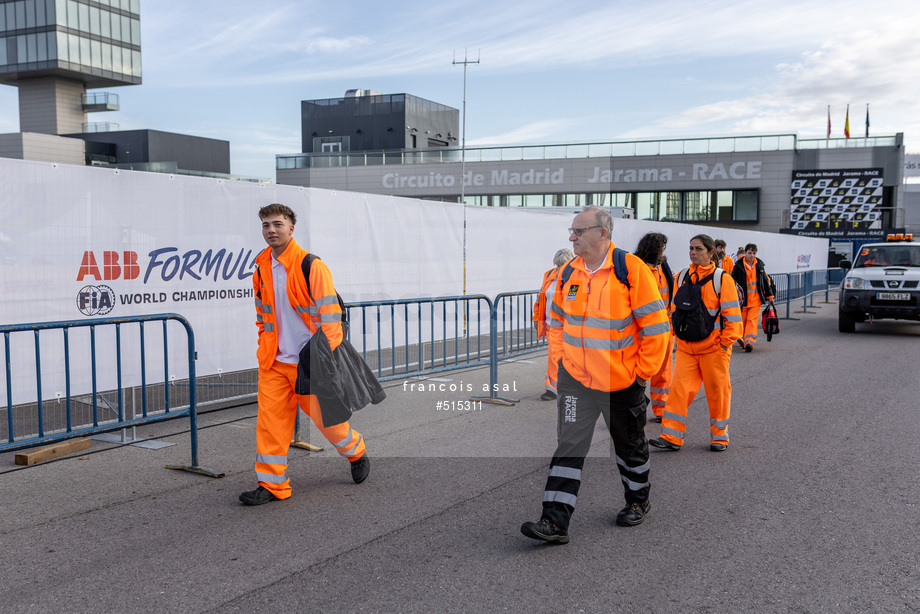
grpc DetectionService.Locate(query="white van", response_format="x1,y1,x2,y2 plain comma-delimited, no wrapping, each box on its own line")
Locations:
838,234,920,332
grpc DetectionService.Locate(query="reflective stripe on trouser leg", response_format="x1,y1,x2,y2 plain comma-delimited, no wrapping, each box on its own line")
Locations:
541,366,602,531
742,304,760,346
699,349,731,445
297,392,366,462
254,362,300,499
660,349,705,447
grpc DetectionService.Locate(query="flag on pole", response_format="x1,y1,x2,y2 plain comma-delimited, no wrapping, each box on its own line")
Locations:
844,105,850,139
865,104,870,138
827,106,831,141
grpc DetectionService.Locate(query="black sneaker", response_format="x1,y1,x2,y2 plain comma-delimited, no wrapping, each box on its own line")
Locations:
737,339,745,349
616,501,650,526
539,391,557,401
710,443,727,452
350,454,370,484
520,518,569,544
239,485,279,506
744,343,754,353
648,437,681,451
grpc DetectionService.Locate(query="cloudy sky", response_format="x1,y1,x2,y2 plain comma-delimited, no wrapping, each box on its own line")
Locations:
1,0,917,179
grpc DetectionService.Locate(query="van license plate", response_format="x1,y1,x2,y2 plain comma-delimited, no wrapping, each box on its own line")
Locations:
877,292,909,300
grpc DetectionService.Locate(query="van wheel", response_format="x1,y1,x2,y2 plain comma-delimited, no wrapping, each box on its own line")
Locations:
838,310,857,333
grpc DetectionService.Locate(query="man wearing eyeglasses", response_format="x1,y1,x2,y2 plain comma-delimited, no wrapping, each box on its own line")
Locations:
521,206,670,544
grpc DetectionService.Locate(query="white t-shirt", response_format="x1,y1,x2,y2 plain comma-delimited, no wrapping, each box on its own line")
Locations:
272,255,312,364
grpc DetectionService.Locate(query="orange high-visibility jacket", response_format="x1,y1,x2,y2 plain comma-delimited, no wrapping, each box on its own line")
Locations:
253,239,344,371
672,262,743,353
719,255,735,274
648,263,673,307
550,243,670,392
532,267,561,338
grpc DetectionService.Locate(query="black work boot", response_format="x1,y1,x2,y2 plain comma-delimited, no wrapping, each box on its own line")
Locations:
239,485,280,506
616,501,650,527
520,518,569,544
351,454,370,484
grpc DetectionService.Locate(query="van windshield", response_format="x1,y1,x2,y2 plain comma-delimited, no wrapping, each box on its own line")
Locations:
854,245,920,268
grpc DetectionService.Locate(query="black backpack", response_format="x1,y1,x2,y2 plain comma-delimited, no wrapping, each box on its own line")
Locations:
671,269,723,342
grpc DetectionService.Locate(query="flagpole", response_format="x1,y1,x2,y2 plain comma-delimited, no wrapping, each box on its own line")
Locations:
826,105,830,147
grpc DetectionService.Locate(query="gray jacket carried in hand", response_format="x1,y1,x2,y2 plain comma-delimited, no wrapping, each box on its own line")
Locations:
295,325,386,427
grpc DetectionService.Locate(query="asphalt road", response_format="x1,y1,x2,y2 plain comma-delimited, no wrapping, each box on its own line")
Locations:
1,292,918,613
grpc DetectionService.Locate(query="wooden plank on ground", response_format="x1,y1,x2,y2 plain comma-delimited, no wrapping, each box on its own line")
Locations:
14,438,91,466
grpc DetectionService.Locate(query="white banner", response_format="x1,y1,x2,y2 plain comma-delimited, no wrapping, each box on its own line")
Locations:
0,157,827,404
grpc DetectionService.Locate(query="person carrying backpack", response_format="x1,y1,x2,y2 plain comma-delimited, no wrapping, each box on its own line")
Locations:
649,234,742,453
633,232,675,424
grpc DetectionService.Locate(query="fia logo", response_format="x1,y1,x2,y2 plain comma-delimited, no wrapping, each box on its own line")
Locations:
76,285,115,316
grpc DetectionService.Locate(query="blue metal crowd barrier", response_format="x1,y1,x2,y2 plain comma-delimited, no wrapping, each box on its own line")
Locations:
343,294,494,381
0,314,222,477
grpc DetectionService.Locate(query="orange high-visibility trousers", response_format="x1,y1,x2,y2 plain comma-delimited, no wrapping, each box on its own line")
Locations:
649,333,674,418
660,347,731,446
544,327,564,393
741,299,762,348
255,360,366,499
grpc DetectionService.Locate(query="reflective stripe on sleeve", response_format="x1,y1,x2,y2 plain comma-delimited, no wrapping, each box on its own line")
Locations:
320,314,342,323
640,321,671,337
314,295,340,307
263,323,274,332
633,299,666,318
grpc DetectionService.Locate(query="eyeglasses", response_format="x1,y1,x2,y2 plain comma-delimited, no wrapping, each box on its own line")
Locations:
568,225,601,237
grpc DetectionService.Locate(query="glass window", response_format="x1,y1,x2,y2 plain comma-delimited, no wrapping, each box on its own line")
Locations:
129,0,139,14
685,191,712,222
5,5,14,31
110,10,120,39
524,194,545,207
610,193,633,209
89,38,100,67
35,0,45,26
67,32,78,63
661,191,681,221
505,195,524,207
129,17,139,44
89,6,100,35
0,39,6,65
100,9,110,38
0,6,5,29
733,190,759,221
26,33,37,62
66,0,78,29
25,0,36,28
101,41,111,70
47,29,56,58
16,1,26,29
635,192,658,220
716,191,733,221
79,34,89,65
131,48,139,75
17,35,26,63
77,1,88,32
120,15,130,42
